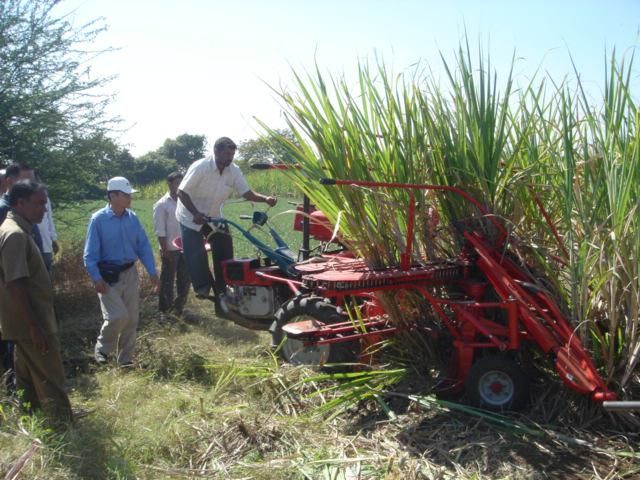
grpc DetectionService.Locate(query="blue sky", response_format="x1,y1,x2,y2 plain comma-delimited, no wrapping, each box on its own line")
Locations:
56,0,639,156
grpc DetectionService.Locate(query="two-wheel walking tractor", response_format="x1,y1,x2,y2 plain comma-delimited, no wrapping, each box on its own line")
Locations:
204,172,635,411
275,179,637,411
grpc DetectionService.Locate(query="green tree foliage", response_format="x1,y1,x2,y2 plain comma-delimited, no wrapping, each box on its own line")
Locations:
131,151,176,185
158,133,206,169
0,0,113,168
236,129,298,172
45,134,135,201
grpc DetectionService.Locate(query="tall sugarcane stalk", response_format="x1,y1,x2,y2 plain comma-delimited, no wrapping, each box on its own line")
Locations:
260,40,639,394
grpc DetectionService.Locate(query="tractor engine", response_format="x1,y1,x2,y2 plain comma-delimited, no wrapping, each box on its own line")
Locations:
222,258,280,319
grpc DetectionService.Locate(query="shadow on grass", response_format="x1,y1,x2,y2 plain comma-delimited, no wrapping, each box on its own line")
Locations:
394,410,601,479
177,302,265,345
57,409,136,479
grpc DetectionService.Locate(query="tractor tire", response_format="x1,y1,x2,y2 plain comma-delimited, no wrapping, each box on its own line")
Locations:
465,355,529,411
272,296,359,368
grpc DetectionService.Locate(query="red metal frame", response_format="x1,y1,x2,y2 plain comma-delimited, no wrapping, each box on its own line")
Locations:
281,178,617,403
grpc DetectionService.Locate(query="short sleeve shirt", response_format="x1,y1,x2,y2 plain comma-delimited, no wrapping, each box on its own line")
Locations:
153,193,182,251
175,156,250,231
0,212,57,340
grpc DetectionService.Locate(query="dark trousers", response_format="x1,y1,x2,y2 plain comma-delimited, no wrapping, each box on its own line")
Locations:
14,336,72,423
0,335,15,392
180,223,234,298
159,250,191,313
202,224,234,298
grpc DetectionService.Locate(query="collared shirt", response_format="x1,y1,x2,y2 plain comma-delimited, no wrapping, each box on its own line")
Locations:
0,211,57,340
175,156,250,231
83,205,157,282
37,198,57,254
0,193,44,253
153,193,182,251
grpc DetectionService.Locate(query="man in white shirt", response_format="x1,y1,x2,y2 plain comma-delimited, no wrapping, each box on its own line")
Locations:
153,172,190,317
176,137,277,316
38,196,58,273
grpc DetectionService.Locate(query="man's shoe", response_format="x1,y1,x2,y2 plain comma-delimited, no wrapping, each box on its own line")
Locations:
196,293,216,302
218,294,230,313
214,294,231,319
95,352,108,365
194,287,216,301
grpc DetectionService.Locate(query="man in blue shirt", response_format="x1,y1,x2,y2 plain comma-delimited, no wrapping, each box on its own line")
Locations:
84,176,159,366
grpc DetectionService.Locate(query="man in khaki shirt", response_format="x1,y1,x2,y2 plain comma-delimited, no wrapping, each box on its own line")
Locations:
0,180,72,423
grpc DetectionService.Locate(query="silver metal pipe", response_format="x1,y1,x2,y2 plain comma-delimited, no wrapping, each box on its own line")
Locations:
602,401,640,411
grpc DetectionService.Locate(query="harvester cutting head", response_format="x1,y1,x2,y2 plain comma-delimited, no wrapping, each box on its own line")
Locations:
309,178,622,407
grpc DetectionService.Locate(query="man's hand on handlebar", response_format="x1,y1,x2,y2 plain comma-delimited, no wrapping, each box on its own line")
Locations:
265,196,277,207
193,211,206,225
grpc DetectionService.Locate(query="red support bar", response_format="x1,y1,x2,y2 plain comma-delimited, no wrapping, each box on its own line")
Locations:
401,192,416,271
312,319,390,336
250,163,301,170
325,178,509,244
311,326,402,345
453,341,505,349
454,306,508,350
255,271,302,295
507,299,519,350
527,185,569,261
413,285,460,337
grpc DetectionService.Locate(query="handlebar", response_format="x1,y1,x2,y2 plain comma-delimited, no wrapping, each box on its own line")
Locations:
205,210,269,228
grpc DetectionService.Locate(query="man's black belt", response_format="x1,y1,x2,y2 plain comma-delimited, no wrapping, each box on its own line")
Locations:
98,261,136,285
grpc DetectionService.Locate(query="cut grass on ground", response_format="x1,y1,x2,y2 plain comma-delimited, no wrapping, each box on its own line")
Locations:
1,290,638,479
1,197,638,479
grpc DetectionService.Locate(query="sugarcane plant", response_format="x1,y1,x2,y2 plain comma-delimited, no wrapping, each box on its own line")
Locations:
258,38,639,405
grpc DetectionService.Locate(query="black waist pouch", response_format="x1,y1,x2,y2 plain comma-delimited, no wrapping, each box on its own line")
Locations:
98,261,134,285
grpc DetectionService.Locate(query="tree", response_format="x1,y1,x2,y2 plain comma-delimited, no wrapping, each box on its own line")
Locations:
158,133,207,169
131,151,176,185
0,0,113,168
236,129,299,172
45,134,135,202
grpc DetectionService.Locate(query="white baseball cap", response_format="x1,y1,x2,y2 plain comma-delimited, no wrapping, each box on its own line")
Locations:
107,176,137,194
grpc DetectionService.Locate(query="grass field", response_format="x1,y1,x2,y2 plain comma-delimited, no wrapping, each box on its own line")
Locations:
54,194,305,257
0,195,638,478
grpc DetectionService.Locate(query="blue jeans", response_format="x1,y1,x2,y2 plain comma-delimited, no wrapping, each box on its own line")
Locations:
180,223,214,296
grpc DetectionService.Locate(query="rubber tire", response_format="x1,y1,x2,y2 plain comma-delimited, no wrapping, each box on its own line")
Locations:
464,355,529,411
272,296,359,367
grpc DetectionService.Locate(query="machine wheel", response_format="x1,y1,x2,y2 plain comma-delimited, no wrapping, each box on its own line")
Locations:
272,296,359,367
465,355,529,411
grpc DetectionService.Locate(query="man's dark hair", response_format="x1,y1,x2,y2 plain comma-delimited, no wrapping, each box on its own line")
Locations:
107,190,121,202
8,180,46,206
5,163,32,179
167,171,183,183
213,137,237,152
